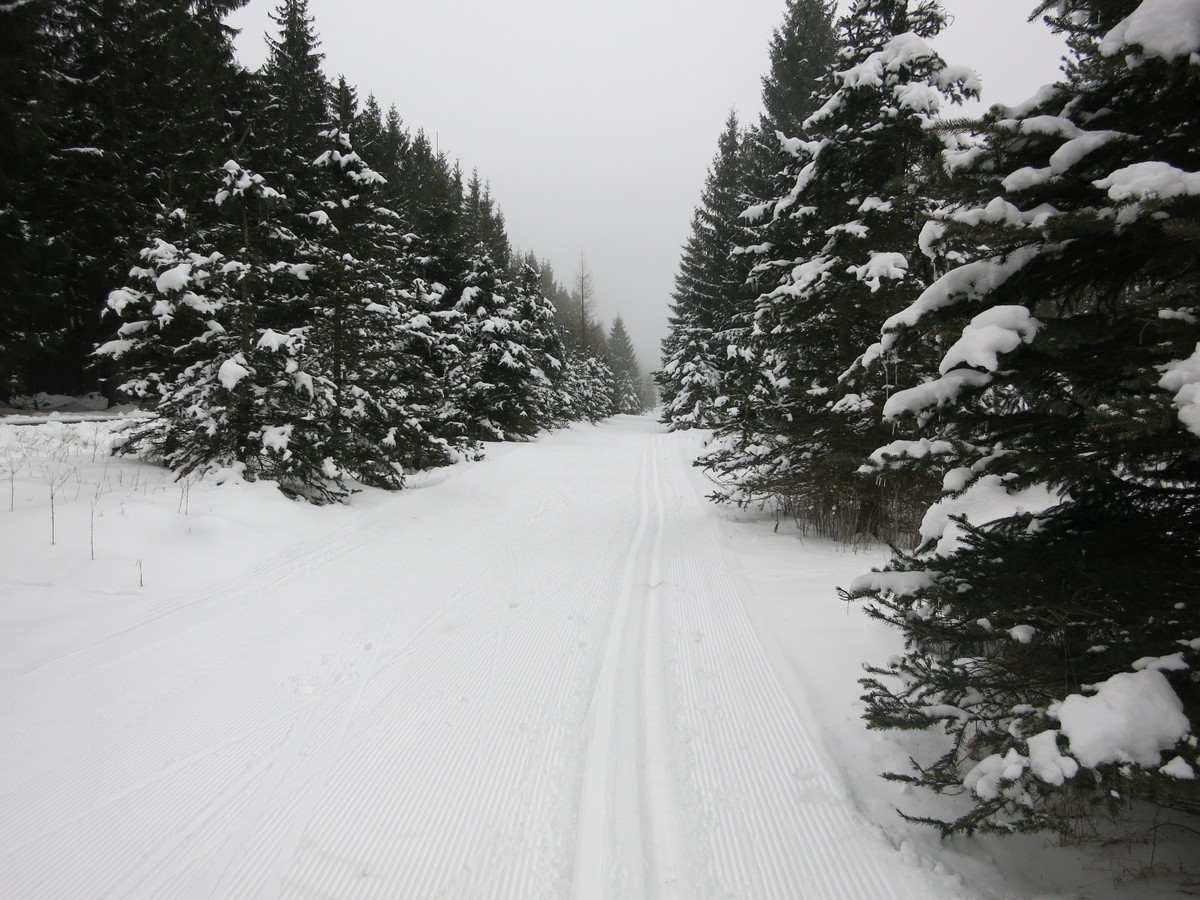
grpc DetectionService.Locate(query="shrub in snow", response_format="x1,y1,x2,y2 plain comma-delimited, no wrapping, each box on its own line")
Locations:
848,0,1200,834
701,0,976,544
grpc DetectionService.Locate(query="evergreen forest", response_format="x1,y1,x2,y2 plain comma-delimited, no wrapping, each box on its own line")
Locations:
3,0,1199,849
659,0,1200,836
0,0,650,501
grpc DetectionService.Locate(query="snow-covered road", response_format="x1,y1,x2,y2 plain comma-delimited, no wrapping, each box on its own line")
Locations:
0,416,956,899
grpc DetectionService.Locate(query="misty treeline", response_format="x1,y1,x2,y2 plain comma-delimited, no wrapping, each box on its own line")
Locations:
660,0,1199,836
0,0,651,501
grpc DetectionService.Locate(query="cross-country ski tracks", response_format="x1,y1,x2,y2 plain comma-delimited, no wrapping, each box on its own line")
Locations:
655,435,920,900
572,436,682,900
1,418,950,899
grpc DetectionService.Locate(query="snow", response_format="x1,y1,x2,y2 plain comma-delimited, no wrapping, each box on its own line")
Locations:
881,245,1042,337
217,356,252,390
1054,670,1191,769
107,287,141,315
1100,0,1200,63
1162,756,1197,779
1050,130,1124,172
256,328,294,352
1009,624,1037,644
964,748,1028,802
858,196,893,214
881,300,1041,421
155,262,191,294
1095,160,1200,201
847,251,908,292
917,473,1062,555
1158,343,1200,437
918,220,946,260
807,32,951,128
0,417,1194,898
862,437,954,471
849,570,938,597
260,423,293,454
1027,729,1080,786
1132,652,1190,671
938,305,1039,375
883,367,992,420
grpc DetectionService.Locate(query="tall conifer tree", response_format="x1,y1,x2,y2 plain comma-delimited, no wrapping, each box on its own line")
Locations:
705,0,975,540
658,111,753,429
607,315,644,414
850,0,1200,833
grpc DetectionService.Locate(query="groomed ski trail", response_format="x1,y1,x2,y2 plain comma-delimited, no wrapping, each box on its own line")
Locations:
0,416,953,900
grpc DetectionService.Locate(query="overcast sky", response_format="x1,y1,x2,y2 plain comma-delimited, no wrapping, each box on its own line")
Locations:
225,1,1067,369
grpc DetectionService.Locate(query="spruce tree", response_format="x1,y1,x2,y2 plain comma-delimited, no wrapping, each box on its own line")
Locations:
606,315,644,414
0,0,58,401
739,0,838,238
98,159,343,500
658,111,753,429
257,0,330,192
760,0,839,139
561,352,618,424
849,0,1200,834
295,124,459,486
18,0,251,398
705,0,975,541
446,249,563,441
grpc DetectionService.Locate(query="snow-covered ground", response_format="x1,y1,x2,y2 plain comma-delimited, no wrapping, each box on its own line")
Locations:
0,414,1195,899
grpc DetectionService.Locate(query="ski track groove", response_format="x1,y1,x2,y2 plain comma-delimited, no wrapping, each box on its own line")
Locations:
1,419,934,899
658,435,914,900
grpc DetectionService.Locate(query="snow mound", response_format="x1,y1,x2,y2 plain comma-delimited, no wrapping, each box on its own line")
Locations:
1054,670,1190,769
